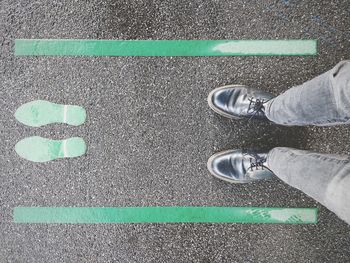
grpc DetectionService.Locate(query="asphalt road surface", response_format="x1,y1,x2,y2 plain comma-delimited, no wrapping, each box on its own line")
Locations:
1,0,350,262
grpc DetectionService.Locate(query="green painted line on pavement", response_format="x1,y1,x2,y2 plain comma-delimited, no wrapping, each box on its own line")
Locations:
15,39,317,56
13,207,318,224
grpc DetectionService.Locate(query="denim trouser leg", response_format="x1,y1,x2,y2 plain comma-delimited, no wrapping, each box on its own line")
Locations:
265,60,350,126
267,147,350,224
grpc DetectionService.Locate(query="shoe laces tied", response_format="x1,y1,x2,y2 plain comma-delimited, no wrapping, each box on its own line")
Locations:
244,152,268,171
247,98,270,119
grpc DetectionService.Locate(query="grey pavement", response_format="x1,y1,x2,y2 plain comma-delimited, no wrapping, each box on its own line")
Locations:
1,0,350,262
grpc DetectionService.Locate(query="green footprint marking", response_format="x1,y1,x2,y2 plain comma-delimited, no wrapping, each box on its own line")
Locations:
15,100,86,127
15,136,86,162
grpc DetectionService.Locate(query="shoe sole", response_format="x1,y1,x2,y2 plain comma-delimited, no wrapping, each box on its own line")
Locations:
207,84,247,120
207,149,251,184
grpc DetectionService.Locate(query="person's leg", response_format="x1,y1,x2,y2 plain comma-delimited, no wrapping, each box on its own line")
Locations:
265,60,350,126
268,147,350,224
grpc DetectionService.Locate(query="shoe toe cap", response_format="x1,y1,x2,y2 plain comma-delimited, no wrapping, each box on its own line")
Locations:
208,152,240,182
209,88,232,112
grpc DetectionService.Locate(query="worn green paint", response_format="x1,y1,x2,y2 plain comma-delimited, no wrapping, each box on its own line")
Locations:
13,207,318,224
15,136,86,162
15,100,86,127
15,39,317,56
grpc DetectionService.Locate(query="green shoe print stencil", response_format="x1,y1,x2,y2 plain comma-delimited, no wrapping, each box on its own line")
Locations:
15,100,86,127
15,136,86,162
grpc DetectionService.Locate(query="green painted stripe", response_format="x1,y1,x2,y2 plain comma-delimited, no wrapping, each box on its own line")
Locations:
13,207,318,224
15,39,317,56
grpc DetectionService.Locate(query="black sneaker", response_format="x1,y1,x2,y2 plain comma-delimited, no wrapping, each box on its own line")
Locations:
208,85,275,120
207,149,274,183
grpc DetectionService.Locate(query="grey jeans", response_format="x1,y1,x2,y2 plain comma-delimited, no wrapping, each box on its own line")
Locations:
266,60,350,126
265,61,350,224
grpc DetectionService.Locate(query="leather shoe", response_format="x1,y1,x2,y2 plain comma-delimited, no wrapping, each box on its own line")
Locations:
208,85,275,120
207,149,274,183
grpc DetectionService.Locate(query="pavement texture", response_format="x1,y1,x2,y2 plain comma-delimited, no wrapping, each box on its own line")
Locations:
1,0,350,262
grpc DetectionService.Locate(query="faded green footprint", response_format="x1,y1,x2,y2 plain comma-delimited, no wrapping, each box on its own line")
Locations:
15,136,86,162
15,100,86,127
246,208,316,224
